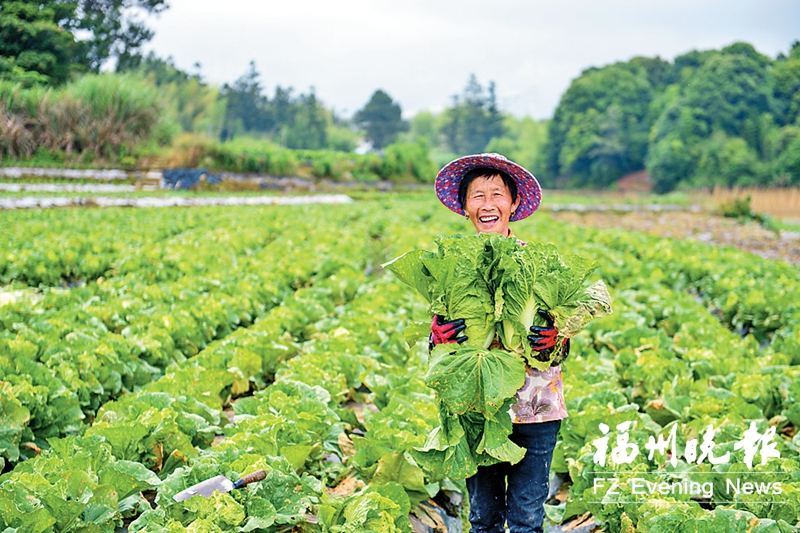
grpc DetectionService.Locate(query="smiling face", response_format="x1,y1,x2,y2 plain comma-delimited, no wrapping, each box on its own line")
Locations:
463,174,520,236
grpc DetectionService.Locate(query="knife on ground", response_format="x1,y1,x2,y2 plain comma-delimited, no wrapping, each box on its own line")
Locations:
173,469,267,501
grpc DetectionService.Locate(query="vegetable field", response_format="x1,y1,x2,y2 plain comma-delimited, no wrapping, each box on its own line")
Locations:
1,195,800,532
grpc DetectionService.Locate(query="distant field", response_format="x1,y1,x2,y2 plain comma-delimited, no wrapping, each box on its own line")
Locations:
2,169,799,219
2,175,796,208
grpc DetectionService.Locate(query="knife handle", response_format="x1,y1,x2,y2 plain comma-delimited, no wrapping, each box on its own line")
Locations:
232,469,267,490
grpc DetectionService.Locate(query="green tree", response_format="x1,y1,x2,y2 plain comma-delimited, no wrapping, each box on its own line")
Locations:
378,142,437,182
544,62,653,186
672,48,716,82
538,41,799,192
0,1,80,85
73,0,169,72
407,110,438,146
120,51,194,85
485,116,549,175
441,74,505,155
325,119,359,152
122,53,226,138
0,0,169,85
219,60,271,140
693,131,762,188
772,126,800,186
285,89,328,150
629,56,675,91
271,86,296,135
772,41,800,126
353,89,407,151
217,62,338,150
679,50,774,142
646,43,776,191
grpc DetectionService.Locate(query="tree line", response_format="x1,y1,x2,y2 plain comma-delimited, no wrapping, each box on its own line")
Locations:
0,0,544,170
0,0,168,84
544,41,800,191
2,3,798,190
215,65,513,156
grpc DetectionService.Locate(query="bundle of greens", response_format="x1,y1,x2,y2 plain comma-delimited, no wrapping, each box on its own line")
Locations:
490,235,613,370
382,233,611,479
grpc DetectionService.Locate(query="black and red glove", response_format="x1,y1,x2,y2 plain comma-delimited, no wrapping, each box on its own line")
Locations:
528,309,570,366
428,315,467,352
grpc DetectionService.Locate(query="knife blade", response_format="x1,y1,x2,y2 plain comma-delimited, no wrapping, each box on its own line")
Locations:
173,469,266,502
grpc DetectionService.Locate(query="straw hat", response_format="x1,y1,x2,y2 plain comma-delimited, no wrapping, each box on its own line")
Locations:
434,153,542,221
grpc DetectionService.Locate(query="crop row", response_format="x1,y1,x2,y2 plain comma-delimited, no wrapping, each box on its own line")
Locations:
1,200,436,532
1,196,799,532
0,204,394,468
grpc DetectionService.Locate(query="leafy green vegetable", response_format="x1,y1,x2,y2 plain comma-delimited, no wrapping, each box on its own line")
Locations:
319,482,412,533
3,196,800,532
424,344,526,418
384,234,497,349
0,380,31,467
385,232,612,477
495,240,612,370
86,391,219,475
384,232,612,367
0,435,161,532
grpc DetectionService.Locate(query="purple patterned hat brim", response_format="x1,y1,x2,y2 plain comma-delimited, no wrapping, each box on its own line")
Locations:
435,153,542,221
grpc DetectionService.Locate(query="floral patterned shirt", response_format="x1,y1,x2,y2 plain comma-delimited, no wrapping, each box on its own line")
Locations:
510,364,568,423
507,230,568,424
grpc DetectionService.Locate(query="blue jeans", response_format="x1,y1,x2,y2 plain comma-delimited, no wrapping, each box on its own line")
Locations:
466,419,561,533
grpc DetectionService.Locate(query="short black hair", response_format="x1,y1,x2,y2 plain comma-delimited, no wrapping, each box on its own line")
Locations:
458,167,518,210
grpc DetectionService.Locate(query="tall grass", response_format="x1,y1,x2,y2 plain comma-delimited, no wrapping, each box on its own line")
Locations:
0,74,175,162
0,74,441,183
710,186,800,218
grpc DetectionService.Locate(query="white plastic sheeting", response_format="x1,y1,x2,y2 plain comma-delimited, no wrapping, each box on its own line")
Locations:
0,194,354,210
0,183,137,192
0,168,130,180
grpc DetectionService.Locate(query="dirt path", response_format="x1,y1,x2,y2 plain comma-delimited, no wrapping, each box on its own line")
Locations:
550,211,800,266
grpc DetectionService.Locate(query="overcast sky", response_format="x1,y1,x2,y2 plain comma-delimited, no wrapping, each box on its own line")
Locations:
143,0,799,120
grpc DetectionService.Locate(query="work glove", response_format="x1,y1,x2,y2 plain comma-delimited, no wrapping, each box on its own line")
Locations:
528,309,571,366
428,315,467,352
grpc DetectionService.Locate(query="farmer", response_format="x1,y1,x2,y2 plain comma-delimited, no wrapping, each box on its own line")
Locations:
430,153,568,533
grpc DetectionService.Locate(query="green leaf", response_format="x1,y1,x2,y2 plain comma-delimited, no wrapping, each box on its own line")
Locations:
403,320,431,348
425,345,526,417
422,235,497,349
243,461,320,526
281,445,314,471
0,381,31,463
99,460,161,501
329,482,412,533
497,241,611,370
128,509,186,533
371,452,428,506
381,250,433,303
181,491,247,529
475,404,525,464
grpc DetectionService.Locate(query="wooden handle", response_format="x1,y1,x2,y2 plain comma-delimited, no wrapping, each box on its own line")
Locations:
238,469,266,487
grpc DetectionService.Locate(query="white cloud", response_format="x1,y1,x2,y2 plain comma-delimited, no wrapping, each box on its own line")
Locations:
144,0,800,119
